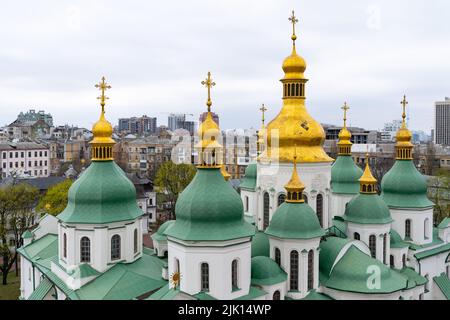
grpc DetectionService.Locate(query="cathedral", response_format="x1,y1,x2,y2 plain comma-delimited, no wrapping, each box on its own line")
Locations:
18,11,450,300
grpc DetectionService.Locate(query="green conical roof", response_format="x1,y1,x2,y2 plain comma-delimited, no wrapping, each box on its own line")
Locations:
381,160,433,209
343,193,392,225
151,220,175,241
265,202,325,239
164,167,255,241
251,256,287,286
331,155,363,194
57,161,143,224
251,231,270,258
239,163,257,191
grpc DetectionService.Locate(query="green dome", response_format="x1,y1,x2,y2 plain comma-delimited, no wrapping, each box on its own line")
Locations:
164,167,255,241
58,161,143,224
151,220,175,241
265,202,325,239
343,193,392,225
381,160,433,209
251,256,287,286
239,163,257,191
331,156,363,194
251,231,270,257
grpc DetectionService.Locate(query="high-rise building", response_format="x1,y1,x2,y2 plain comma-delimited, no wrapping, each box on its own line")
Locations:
434,97,450,145
168,113,186,131
17,109,53,127
117,115,157,135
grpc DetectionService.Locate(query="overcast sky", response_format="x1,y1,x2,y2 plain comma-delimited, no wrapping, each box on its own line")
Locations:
1,0,449,133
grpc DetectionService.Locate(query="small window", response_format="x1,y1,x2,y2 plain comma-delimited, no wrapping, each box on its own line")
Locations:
278,194,286,206
201,263,209,292
390,255,395,267
354,232,360,240
273,290,281,300
405,219,412,239
63,233,67,258
231,260,238,289
369,235,376,258
290,250,299,291
275,248,281,266
307,250,314,291
80,237,90,263
111,235,121,261
134,229,138,254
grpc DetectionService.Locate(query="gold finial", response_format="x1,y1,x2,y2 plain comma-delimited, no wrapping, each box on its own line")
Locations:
341,102,350,128
95,76,112,113
359,149,377,194
284,145,305,203
289,10,298,45
201,71,216,112
400,95,408,126
260,104,268,125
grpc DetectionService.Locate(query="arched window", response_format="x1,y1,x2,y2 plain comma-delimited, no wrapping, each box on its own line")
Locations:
278,194,286,206
111,235,121,261
287,84,291,96
316,194,323,227
307,250,314,291
369,235,376,258
134,228,138,254
383,234,387,264
425,274,430,292
263,192,270,230
405,219,411,239
245,196,249,212
390,255,395,267
63,233,67,258
275,248,281,266
354,232,360,240
201,263,209,292
80,237,90,263
290,251,299,291
303,194,308,204
402,254,406,267
295,83,299,96
231,260,238,289
424,218,430,239
273,290,281,300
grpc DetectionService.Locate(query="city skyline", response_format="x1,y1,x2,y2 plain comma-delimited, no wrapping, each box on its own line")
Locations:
1,1,449,133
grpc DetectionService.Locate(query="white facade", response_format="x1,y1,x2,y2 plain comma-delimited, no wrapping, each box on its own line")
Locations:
137,191,157,233
167,237,252,300
390,207,433,246
330,193,355,219
253,162,332,231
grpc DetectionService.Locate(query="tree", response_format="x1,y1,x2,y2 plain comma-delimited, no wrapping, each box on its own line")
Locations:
428,169,450,224
0,183,39,285
36,179,73,216
154,162,196,219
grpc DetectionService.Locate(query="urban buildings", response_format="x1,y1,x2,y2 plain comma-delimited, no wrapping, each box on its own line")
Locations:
380,120,403,142
167,113,196,135
118,115,157,136
0,142,51,179
16,109,53,127
434,97,450,145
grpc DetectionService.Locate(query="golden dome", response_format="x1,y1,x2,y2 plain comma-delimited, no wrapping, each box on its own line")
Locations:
263,11,332,163
282,47,307,80
91,111,115,145
284,154,305,203
395,95,413,160
359,154,377,194
338,127,352,141
337,102,353,155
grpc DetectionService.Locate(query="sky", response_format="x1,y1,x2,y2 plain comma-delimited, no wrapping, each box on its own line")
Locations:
0,0,449,133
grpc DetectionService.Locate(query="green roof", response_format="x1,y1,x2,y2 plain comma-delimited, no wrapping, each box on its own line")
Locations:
22,230,34,239
57,161,143,224
330,217,347,237
398,267,427,288
434,273,450,300
151,220,175,241
414,243,450,260
331,155,363,194
234,286,267,300
343,193,393,225
390,229,409,249
194,292,217,300
244,215,255,225
251,256,287,286
265,202,325,240
381,160,434,209
28,277,53,300
301,290,333,300
69,263,101,279
147,285,180,300
321,244,407,294
165,167,255,241
438,217,450,229
17,234,58,261
239,163,257,191
251,231,270,258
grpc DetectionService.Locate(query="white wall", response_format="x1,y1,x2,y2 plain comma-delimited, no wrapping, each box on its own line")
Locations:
167,237,252,300
330,193,356,219
390,208,433,246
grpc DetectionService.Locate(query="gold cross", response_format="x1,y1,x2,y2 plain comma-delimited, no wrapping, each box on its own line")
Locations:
260,104,267,125
400,95,408,123
341,102,350,127
289,10,298,44
95,76,112,112
201,71,216,112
